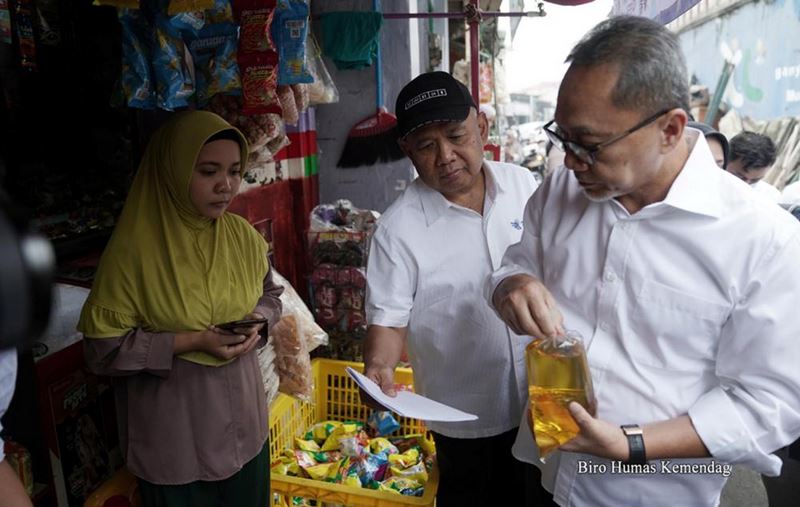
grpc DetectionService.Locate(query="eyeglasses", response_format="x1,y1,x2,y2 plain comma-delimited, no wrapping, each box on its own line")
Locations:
544,108,673,166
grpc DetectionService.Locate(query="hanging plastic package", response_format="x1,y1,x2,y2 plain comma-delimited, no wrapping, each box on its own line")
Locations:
14,0,37,71
204,0,233,24
167,0,212,15
306,35,338,105
118,9,155,109
238,0,276,53
272,0,312,85
152,14,194,110
185,21,240,105
93,0,140,7
238,51,282,115
0,0,10,45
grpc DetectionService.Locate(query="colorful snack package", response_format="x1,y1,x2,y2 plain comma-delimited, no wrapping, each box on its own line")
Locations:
338,435,366,458
185,22,240,105
238,0,276,53
388,461,428,484
310,450,342,464
14,0,37,71
271,0,312,85
205,0,233,24
168,0,213,15
118,9,155,109
368,411,400,437
357,452,390,487
387,447,420,469
305,461,341,482
238,51,282,115
338,457,363,488
369,437,398,457
379,477,424,496
294,438,321,452
304,420,342,443
153,14,194,110
270,455,301,476
293,449,317,469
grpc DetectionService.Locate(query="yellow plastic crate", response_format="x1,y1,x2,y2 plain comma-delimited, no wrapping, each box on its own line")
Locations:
269,358,438,507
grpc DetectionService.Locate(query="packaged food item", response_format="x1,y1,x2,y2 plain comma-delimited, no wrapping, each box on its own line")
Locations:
526,329,596,462
272,0,312,85
4,441,33,495
118,8,155,109
238,51,282,115
14,0,37,71
93,0,140,7
291,83,309,114
204,0,233,24
185,21,240,105
368,411,400,437
153,14,193,110
277,85,298,124
294,438,320,452
238,0,276,53
379,476,424,496
272,314,313,401
167,0,213,15
387,447,419,469
306,34,339,105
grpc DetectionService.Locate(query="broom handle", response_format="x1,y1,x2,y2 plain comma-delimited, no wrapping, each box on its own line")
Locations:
374,0,384,110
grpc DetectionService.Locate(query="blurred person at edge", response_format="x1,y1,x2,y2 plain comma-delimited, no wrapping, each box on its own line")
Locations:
727,130,780,202
77,111,283,507
361,71,553,506
0,348,33,507
687,121,729,169
488,16,800,506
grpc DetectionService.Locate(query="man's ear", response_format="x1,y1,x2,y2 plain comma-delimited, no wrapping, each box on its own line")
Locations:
397,136,411,157
477,110,489,144
661,108,688,152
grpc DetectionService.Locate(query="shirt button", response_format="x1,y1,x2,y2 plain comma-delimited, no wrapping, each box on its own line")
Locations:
604,272,616,283
600,321,610,331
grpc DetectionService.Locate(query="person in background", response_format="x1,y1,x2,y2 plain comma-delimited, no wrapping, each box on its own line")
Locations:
78,111,283,507
488,16,800,506
362,71,550,506
780,179,800,205
727,131,780,201
0,349,33,507
687,121,728,168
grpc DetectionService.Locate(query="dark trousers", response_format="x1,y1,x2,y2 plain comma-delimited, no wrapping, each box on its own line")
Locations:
432,427,556,507
138,444,270,507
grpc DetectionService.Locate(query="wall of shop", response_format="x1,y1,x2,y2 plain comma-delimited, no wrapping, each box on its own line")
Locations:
313,0,451,214
677,0,800,120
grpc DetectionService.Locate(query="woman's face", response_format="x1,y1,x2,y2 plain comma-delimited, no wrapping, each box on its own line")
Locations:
189,139,242,220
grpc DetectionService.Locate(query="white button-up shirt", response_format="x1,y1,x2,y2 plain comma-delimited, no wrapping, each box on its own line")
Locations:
488,132,800,506
367,161,538,438
0,348,18,463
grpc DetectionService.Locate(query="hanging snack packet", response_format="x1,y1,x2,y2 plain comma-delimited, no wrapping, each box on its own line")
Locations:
238,51,282,115
238,0,276,53
153,14,194,110
93,0,140,7
167,0,212,14
118,9,155,109
205,0,233,24
185,22,240,105
272,0,312,85
14,0,37,71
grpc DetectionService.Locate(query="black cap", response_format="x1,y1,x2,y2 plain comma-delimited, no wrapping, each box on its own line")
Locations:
688,121,729,168
395,71,477,139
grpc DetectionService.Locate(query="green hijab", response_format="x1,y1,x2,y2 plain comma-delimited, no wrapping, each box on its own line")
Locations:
78,111,269,367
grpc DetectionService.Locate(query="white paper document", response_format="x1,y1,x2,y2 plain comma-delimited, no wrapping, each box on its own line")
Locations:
345,367,478,422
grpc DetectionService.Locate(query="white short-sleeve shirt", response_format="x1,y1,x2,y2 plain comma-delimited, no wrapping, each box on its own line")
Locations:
0,348,18,463
367,160,538,438
488,131,800,506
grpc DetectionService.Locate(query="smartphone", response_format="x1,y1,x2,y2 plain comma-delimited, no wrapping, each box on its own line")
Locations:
215,318,269,332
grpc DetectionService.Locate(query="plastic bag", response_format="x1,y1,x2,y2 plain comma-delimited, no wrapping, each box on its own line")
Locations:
306,35,338,105
272,0,312,85
272,314,313,401
257,336,280,405
272,270,328,351
118,8,155,109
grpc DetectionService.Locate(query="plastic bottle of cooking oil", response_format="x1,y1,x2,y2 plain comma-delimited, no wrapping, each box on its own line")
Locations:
526,329,595,462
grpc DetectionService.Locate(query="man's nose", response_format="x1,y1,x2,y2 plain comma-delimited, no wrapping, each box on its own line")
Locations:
563,150,589,172
436,141,456,164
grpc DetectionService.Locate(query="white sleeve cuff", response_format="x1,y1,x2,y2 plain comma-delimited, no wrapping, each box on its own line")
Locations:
366,309,409,328
688,387,782,475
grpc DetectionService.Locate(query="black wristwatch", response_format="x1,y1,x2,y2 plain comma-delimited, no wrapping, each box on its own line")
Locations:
621,424,647,465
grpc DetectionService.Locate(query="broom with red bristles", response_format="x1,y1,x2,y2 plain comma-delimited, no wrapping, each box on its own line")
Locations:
337,0,406,168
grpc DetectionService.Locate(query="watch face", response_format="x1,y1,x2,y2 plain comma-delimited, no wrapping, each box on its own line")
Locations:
621,424,643,436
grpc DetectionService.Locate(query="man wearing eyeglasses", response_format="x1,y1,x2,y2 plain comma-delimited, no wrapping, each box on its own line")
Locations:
487,16,800,507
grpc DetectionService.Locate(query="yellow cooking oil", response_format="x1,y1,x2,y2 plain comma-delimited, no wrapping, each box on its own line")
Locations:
526,331,595,461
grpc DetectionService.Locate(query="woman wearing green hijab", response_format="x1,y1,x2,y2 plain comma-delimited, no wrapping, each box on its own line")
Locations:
78,111,283,506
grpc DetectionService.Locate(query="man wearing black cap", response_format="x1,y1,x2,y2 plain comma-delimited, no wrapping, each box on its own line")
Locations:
361,71,549,506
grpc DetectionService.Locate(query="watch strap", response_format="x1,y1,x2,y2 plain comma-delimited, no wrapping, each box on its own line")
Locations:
620,424,647,465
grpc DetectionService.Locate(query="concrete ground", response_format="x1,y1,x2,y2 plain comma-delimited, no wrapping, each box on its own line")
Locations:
720,466,767,507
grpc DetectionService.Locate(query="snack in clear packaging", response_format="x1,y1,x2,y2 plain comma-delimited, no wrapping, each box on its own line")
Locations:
526,329,596,462
277,85,299,124
272,314,313,401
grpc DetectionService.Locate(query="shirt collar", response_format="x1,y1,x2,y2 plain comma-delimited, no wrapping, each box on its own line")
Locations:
418,161,499,226
659,128,724,219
